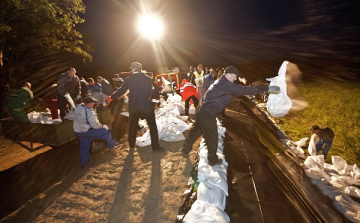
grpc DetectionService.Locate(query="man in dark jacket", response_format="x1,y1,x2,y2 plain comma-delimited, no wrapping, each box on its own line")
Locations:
111,62,165,153
311,125,335,159
57,67,81,120
97,76,113,96
179,66,280,166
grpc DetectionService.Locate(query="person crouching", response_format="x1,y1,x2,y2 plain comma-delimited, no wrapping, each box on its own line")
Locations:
73,96,115,167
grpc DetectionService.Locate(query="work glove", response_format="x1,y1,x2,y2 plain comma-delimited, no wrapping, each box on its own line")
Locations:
102,125,108,130
268,86,281,94
76,94,81,100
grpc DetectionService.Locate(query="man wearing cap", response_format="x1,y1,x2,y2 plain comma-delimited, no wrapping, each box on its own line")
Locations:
179,65,280,166
111,62,165,153
73,96,115,167
310,125,335,159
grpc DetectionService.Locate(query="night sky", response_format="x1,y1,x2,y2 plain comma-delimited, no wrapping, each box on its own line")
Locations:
79,0,360,74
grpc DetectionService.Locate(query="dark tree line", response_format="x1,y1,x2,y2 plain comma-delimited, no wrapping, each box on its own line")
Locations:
0,0,93,117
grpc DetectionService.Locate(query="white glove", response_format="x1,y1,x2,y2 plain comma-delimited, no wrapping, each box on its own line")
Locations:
102,125,108,130
76,94,81,100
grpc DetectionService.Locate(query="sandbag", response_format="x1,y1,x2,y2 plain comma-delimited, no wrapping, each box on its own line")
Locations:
266,61,292,117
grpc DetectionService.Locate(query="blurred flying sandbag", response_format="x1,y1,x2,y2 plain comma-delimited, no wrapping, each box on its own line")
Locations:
266,61,307,117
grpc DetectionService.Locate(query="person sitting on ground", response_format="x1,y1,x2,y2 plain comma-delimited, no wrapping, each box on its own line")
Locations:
180,78,198,116
73,96,115,167
310,125,335,159
179,66,281,166
7,82,33,122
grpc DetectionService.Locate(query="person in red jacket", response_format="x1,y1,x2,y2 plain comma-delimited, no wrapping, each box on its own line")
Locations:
180,79,198,116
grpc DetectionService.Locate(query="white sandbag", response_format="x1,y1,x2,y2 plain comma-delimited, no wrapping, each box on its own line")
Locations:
308,134,317,156
183,200,230,223
64,109,75,120
136,130,151,147
64,93,75,109
331,156,348,174
197,182,227,210
333,195,360,222
295,137,309,148
266,61,292,117
160,127,185,142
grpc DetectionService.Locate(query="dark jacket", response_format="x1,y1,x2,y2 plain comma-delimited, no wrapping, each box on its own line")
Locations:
57,71,81,97
197,74,214,101
316,127,335,141
201,75,268,115
111,72,153,110
151,83,161,100
101,79,114,96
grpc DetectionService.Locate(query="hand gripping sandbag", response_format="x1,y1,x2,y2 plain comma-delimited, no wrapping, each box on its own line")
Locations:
266,61,292,117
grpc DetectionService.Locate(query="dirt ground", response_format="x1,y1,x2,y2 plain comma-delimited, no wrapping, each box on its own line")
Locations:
0,136,51,172
0,130,199,223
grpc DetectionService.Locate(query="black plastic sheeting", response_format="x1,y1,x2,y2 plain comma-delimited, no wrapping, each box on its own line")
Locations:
223,97,348,223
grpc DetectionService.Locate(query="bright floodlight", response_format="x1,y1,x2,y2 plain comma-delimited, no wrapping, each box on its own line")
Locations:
138,14,164,40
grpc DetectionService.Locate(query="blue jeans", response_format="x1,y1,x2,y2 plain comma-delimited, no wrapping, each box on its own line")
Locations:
315,138,333,159
75,128,115,167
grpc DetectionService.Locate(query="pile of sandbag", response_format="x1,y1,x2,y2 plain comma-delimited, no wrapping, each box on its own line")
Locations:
27,111,62,124
183,120,230,223
304,155,360,222
135,94,193,146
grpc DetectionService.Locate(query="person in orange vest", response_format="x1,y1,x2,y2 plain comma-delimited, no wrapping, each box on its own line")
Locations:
180,78,198,116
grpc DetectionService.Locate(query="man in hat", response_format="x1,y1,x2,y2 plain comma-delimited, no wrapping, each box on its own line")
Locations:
73,96,115,167
310,125,335,159
179,65,281,166
111,62,165,153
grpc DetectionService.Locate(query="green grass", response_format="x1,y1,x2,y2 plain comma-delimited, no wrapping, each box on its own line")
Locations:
277,81,360,165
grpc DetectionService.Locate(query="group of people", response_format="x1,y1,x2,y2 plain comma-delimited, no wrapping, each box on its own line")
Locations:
5,62,334,167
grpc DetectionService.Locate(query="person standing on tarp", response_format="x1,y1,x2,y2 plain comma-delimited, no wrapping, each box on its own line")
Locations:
179,66,281,166
57,67,81,120
7,82,33,122
310,125,335,159
111,62,165,153
73,96,115,167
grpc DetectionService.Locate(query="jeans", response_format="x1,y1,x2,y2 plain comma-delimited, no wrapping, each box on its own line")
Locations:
315,138,333,159
75,128,115,167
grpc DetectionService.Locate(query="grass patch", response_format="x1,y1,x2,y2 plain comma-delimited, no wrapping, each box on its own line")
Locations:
277,81,360,165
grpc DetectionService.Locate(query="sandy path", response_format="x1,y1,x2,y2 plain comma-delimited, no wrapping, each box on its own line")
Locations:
21,137,198,223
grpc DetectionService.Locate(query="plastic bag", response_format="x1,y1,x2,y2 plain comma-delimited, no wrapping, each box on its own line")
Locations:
308,134,317,156
266,61,292,117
